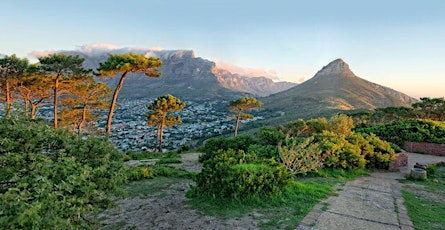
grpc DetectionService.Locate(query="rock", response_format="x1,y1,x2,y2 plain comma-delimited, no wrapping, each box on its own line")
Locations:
414,162,428,170
388,153,408,171
410,168,427,180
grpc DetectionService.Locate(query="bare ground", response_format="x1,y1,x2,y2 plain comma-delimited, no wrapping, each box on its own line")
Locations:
98,153,262,230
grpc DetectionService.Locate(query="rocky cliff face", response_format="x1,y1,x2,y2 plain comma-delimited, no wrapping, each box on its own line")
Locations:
63,49,295,100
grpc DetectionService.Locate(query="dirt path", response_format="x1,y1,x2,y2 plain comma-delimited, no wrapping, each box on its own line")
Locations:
98,153,261,229
297,153,445,230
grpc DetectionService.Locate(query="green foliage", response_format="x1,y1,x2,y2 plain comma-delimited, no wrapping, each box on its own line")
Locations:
247,144,280,161
328,113,354,137
150,165,196,179
199,135,259,162
177,144,190,153
355,119,445,146
96,52,162,78
145,94,186,152
127,166,154,181
314,132,394,170
279,136,324,175
187,174,340,229
256,126,286,145
0,119,126,229
228,97,262,136
193,149,293,199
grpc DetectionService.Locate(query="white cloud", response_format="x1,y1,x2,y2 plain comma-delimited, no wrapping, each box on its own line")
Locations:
213,60,280,80
76,43,120,55
28,50,57,58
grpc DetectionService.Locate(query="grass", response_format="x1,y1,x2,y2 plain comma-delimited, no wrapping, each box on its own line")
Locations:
125,176,193,198
124,165,196,197
401,163,445,230
187,181,334,229
186,168,365,229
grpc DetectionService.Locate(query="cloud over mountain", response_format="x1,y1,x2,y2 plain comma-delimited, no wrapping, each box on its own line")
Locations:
213,60,280,81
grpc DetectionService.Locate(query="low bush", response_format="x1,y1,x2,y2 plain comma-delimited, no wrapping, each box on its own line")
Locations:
127,166,154,181
247,144,280,161
198,135,259,162
279,136,324,175
355,119,445,146
0,119,126,229
193,149,293,199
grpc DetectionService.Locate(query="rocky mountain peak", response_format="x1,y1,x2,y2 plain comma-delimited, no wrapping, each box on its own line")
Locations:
316,58,354,77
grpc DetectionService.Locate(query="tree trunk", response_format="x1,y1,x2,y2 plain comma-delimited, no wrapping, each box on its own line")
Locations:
30,104,37,120
53,76,60,129
234,111,241,137
106,71,129,134
5,80,11,118
155,124,161,151
24,99,29,119
159,121,164,152
78,103,87,136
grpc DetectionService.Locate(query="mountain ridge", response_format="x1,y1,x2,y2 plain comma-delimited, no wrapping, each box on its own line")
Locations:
260,58,418,122
58,48,297,100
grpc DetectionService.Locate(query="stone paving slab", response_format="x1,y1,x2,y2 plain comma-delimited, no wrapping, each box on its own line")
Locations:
297,152,445,230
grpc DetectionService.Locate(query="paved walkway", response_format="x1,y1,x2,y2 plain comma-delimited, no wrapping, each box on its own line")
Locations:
297,153,445,230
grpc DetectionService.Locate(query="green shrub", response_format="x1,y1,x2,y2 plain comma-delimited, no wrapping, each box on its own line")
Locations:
315,132,366,169
256,126,286,145
193,149,293,199
199,135,259,162
0,119,126,229
355,119,445,146
278,136,324,175
150,165,196,179
127,166,154,181
177,144,191,153
247,144,280,161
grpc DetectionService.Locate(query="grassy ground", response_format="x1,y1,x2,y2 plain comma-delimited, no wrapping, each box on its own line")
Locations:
401,163,445,230
187,168,367,229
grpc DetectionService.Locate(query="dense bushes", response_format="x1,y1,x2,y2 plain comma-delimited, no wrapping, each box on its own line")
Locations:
0,119,126,229
193,149,293,199
195,114,398,199
355,119,445,146
199,135,259,162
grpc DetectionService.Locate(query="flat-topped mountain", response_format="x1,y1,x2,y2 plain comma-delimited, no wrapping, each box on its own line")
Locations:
60,48,296,100
261,59,418,120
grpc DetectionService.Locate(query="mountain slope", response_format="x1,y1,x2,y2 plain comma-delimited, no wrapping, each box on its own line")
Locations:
61,48,296,100
261,59,418,121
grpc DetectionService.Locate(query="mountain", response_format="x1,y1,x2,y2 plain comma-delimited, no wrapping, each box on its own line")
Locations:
260,58,418,121
60,48,296,100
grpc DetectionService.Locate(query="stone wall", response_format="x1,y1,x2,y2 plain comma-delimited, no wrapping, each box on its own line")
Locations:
402,141,445,156
388,153,408,171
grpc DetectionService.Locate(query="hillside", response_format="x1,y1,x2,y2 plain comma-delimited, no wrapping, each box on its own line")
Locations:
61,49,296,100
259,59,418,123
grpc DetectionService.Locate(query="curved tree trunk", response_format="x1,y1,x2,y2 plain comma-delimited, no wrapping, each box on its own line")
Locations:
53,76,60,128
5,81,11,118
106,71,129,134
78,103,87,136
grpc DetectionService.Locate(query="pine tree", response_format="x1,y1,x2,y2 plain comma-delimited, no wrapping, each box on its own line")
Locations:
0,55,29,117
96,53,162,134
228,97,262,136
145,95,185,152
38,54,90,128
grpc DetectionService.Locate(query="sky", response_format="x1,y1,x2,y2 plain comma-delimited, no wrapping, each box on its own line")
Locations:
1,0,444,98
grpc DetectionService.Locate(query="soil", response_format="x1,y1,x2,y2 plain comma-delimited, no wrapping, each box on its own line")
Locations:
98,153,261,230
99,152,445,230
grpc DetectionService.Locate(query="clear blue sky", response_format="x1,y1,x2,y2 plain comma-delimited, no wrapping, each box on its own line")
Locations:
1,0,444,98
